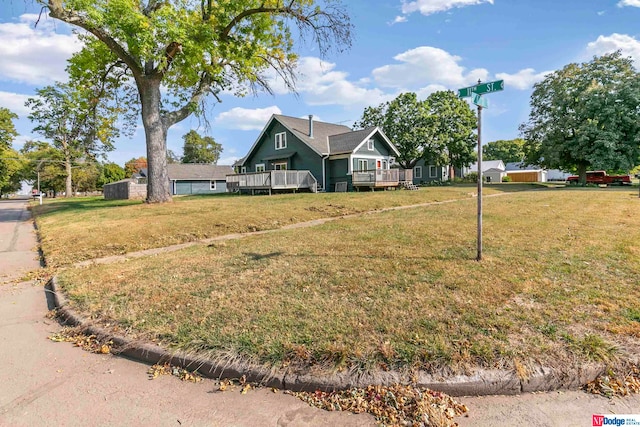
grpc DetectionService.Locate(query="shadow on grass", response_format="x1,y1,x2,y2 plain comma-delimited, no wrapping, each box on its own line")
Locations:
32,197,144,216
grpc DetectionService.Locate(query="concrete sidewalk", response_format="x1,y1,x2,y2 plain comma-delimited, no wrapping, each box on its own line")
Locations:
0,199,41,283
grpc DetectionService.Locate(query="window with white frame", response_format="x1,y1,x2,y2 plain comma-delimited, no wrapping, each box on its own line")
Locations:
429,165,437,178
358,159,368,171
275,132,287,150
256,164,265,172
240,166,246,174
274,162,287,170
414,166,422,179
367,139,374,151
210,180,216,190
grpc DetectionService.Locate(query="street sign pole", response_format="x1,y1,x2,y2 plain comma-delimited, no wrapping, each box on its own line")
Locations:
458,78,503,261
476,99,483,262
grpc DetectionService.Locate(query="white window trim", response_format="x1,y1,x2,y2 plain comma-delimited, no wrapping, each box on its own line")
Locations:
429,165,438,178
357,159,368,171
256,163,265,172
367,139,374,151
240,166,247,174
210,180,216,190
414,166,422,179
274,162,287,170
275,132,287,150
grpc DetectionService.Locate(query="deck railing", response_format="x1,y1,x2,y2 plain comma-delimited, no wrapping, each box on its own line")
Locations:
352,169,399,186
226,170,317,193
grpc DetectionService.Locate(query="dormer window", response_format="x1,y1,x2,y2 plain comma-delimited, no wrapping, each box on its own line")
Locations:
275,132,287,150
367,139,374,151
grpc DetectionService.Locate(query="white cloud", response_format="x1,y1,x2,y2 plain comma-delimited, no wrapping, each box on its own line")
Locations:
495,68,551,90
372,46,488,89
0,91,34,116
267,57,391,107
400,0,494,16
617,0,640,7
214,106,282,131
217,155,240,166
0,14,82,85
390,16,408,24
586,33,640,64
416,84,448,99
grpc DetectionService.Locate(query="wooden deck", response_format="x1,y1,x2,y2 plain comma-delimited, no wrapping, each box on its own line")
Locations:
226,170,318,194
352,169,400,190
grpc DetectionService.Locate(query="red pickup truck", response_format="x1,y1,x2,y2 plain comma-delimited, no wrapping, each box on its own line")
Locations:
566,171,631,186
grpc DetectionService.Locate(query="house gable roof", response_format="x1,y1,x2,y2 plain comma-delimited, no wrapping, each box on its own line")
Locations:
241,115,351,165
468,160,505,172
167,164,234,181
505,162,543,172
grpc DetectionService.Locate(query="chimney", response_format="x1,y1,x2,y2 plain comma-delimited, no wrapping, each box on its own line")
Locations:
308,114,314,138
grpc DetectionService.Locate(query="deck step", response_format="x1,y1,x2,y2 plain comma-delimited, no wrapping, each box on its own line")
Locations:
401,181,420,191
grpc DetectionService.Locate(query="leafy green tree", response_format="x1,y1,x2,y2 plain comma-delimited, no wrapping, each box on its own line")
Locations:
520,51,640,184
0,108,18,151
182,130,223,164
0,108,20,196
426,90,477,179
26,82,120,197
124,157,148,178
98,162,126,187
0,148,24,197
40,0,352,203
354,92,434,169
483,139,526,163
20,141,66,196
73,162,100,194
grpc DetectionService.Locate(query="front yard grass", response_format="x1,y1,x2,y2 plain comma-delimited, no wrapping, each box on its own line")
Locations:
33,185,534,267
55,188,640,375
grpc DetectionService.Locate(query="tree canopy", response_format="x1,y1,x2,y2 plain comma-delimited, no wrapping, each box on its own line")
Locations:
40,0,352,202
0,108,20,197
182,130,223,164
26,82,120,197
354,92,432,169
355,91,477,177
124,157,148,177
483,139,526,163
520,51,640,183
426,90,477,177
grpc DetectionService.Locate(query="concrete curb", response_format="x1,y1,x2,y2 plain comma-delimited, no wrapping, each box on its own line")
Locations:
47,276,609,396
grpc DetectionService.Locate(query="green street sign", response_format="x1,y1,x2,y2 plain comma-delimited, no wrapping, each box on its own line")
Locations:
473,93,488,108
458,79,504,98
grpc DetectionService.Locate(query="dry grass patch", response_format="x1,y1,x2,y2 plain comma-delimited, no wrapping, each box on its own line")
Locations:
32,185,530,267
56,188,640,374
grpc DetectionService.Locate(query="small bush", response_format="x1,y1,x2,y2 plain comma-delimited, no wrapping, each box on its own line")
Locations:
502,176,512,183
464,172,478,183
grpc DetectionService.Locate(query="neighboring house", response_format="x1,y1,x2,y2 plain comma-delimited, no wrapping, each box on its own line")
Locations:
167,164,235,195
104,164,234,199
411,159,449,185
466,160,506,175
505,162,547,182
231,114,401,192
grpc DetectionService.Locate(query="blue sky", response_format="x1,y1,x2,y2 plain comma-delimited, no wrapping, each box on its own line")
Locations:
1,0,639,167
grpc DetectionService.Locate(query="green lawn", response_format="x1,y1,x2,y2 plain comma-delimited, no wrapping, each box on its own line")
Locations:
53,188,640,375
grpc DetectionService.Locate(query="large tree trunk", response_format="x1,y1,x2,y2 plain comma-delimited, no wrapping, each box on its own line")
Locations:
64,154,73,198
577,162,588,185
139,77,172,203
